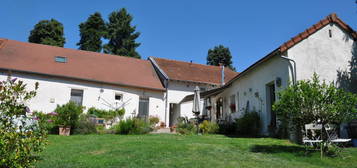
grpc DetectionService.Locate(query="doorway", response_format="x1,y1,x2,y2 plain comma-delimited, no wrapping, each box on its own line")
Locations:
138,97,149,119
216,98,223,121
266,83,276,128
169,103,180,127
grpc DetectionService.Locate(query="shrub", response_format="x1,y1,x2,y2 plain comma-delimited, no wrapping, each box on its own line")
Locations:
235,111,261,137
0,76,47,167
176,117,196,135
87,107,125,120
32,111,58,134
218,122,237,135
114,118,152,135
54,101,83,128
199,120,219,134
149,115,160,126
73,114,97,134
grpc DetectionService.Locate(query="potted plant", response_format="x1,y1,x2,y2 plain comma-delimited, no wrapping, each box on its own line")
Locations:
54,101,83,136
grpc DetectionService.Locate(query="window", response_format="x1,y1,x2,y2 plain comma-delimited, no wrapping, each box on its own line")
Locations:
70,89,83,105
138,97,149,119
200,87,206,91
55,56,67,63
236,92,240,113
230,94,236,113
115,93,123,101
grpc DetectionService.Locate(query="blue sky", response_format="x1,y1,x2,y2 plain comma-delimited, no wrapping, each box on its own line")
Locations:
0,0,356,71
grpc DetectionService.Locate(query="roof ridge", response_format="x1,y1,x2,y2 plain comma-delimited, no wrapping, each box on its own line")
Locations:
153,56,222,69
6,39,148,63
280,13,356,52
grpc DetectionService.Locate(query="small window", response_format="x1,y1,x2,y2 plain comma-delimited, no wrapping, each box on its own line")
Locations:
55,56,67,63
115,93,123,101
70,89,83,105
328,29,332,38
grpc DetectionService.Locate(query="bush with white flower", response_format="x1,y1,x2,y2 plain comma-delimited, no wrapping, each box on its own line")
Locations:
0,75,47,168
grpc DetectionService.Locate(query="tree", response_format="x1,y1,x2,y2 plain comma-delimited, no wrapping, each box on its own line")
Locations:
207,45,235,71
28,19,66,47
77,12,105,52
0,75,47,167
103,8,141,58
273,73,357,156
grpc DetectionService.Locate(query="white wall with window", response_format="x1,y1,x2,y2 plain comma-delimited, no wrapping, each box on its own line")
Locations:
0,72,166,122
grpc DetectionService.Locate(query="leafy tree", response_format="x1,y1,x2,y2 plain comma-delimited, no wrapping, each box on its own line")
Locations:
0,76,47,167
28,19,66,47
207,45,235,71
103,8,141,58
273,73,357,156
77,12,105,52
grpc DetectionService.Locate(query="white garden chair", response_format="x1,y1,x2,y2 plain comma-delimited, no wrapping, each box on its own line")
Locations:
325,124,351,145
303,123,323,146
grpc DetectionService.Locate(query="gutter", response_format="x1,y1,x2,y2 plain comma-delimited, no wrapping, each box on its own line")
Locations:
148,56,169,125
280,56,297,85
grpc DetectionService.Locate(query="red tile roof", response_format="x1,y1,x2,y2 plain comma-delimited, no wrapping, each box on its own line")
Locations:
151,57,239,85
280,13,357,52
0,39,165,91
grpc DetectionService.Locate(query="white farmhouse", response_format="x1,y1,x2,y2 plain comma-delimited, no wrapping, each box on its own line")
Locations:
182,13,356,135
149,57,237,126
0,39,166,122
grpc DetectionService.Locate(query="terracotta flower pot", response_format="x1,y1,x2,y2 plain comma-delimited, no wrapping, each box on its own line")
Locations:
59,126,71,136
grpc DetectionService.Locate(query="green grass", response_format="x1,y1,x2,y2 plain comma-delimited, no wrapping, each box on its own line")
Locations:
36,134,357,168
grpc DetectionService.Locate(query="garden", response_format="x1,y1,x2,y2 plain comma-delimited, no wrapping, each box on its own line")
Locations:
1,74,357,168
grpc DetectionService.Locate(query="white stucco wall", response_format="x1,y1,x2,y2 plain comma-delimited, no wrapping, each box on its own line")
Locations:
211,55,290,134
166,80,215,125
288,23,355,83
209,23,355,135
0,72,166,122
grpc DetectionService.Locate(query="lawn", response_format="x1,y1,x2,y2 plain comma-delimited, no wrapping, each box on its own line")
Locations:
36,134,357,168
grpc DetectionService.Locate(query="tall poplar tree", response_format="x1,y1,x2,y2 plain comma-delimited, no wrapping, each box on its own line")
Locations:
103,8,141,58
77,12,105,52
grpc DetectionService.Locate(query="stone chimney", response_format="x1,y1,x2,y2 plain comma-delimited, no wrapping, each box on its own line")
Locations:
219,63,225,85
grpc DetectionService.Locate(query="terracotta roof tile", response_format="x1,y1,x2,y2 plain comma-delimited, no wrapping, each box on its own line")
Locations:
152,57,239,85
279,13,357,52
0,39,165,91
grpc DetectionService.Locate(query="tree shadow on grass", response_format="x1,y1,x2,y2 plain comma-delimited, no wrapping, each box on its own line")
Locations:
250,145,313,157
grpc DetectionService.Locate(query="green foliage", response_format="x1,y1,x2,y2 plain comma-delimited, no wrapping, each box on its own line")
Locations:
28,19,66,47
274,73,357,156
77,12,105,52
32,111,57,134
103,8,141,58
114,118,152,135
0,76,47,167
73,114,97,135
274,73,357,132
87,107,125,120
207,45,235,71
149,115,160,126
218,122,237,135
199,120,219,134
54,101,83,128
236,111,261,137
176,117,196,135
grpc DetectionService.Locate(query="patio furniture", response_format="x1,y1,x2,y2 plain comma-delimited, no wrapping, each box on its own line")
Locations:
303,123,322,146
325,124,351,145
